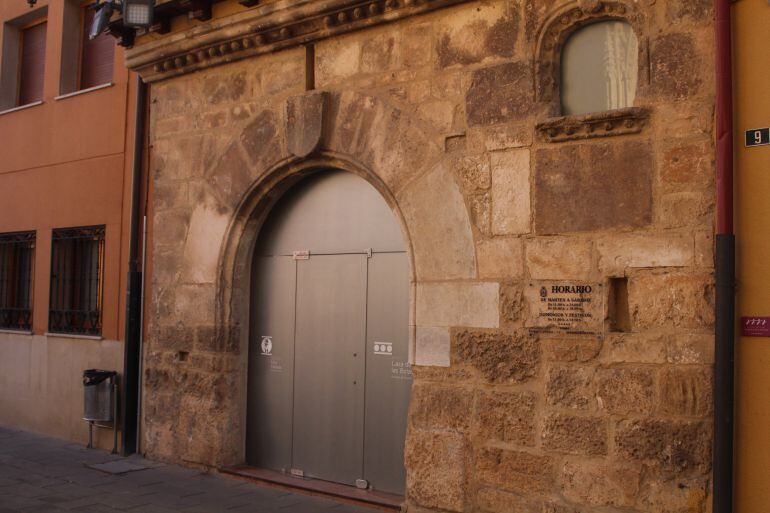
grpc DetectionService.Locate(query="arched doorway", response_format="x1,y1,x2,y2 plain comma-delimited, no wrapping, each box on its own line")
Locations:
246,169,411,496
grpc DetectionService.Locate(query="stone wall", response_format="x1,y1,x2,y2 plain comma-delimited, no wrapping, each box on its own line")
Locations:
139,0,715,511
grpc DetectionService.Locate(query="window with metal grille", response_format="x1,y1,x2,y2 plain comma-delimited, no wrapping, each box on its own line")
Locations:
49,226,105,336
0,232,35,331
18,21,47,106
80,5,115,89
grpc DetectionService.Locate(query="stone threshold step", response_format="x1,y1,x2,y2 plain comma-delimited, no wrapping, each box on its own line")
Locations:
221,465,403,511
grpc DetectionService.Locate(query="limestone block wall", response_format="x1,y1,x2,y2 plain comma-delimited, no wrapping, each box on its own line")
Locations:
140,0,715,511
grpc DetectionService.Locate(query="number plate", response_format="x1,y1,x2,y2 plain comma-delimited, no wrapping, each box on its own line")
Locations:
745,127,770,147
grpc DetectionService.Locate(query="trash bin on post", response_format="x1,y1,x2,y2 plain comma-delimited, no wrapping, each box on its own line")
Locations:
82,369,118,453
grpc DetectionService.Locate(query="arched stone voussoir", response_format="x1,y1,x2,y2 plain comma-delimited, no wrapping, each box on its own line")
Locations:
322,91,444,195
397,161,477,281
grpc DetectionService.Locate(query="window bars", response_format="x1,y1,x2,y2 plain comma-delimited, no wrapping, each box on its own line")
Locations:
49,226,105,336
0,231,35,331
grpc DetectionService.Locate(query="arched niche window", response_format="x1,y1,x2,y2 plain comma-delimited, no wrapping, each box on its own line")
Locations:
560,20,638,116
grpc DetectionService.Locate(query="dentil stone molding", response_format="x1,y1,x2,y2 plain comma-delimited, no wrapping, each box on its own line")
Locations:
536,107,650,143
124,0,471,83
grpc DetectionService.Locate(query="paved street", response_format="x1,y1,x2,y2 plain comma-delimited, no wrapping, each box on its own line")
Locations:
0,427,377,513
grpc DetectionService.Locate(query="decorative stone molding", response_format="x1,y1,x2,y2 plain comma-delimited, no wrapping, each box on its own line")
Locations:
123,0,471,83
534,0,648,108
535,107,650,143
286,91,328,158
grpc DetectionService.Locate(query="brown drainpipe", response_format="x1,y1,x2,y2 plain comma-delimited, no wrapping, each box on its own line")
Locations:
713,0,734,512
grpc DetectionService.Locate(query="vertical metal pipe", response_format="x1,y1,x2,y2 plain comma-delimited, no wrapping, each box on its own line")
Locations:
713,1,735,512
121,75,147,456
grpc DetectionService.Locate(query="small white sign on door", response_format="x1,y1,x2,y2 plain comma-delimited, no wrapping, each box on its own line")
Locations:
373,341,393,355
261,336,273,356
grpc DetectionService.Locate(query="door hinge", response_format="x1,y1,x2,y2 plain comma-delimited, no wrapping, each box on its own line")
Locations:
355,478,369,489
293,250,310,260
290,468,305,477
366,248,372,258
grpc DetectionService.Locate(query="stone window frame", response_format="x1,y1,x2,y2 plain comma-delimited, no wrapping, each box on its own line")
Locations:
534,1,651,143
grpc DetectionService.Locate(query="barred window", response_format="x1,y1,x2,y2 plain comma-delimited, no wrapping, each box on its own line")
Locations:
0,232,35,331
49,226,105,336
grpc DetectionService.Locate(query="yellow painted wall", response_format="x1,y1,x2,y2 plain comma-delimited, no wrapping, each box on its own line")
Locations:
734,1,770,511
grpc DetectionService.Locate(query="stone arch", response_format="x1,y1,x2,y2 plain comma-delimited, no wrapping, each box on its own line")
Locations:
208,91,479,462
534,0,649,112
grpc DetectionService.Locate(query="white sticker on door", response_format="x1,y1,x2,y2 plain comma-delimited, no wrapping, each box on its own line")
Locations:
261,336,273,356
373,341,393,355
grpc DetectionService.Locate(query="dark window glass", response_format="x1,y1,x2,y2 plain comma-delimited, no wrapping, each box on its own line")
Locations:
49,226,105,336
0,232,35,331
80,6,114,89
18,21,46,105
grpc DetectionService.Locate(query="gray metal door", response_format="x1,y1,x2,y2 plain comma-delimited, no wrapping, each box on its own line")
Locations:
246,170,411,495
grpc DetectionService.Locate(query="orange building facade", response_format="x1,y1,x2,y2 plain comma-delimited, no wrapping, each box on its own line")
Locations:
0,0,140,450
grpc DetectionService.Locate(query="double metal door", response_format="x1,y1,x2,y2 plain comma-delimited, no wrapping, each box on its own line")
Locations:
246,251,411,495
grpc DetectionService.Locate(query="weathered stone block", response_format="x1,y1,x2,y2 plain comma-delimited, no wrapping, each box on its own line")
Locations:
638,477,709,513
405,430,467,511
476,238,524,279
606,333,668,364
316,37,362,85
360,32,398,73
475,487,542,513
628,273,715,330
666,334,714,364
410,383,473,432
542,414,607,455
466,62,533,126
596,233,693,274
202,70,247,105
596,367,654,415
491,148,531,235
416,282,499,328
615,419,711,474
484,124,531,151
476,447,554,494
454,154,491,193
454,329,539,383
399,164,477,280
660,139,713,187
546,366,594,410
436,4,517,68
239,109,283,170
402,24,432,69
155,325,195,352
560,460,641,508
659,367,713,416
651,33,703,100
542,338,602,363
474,390,536,445
499,282,524,324
181,199,230,284
526,237,593,280
534,141,653,234
415,326,451,367
469,192,491,235
286,91,327,158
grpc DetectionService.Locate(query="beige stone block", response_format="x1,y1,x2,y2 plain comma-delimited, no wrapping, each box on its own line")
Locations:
435,2,512,68
474,390,536,445
596,367,655,415
615,419,711,474
597,233,693,274
560,460,640,508
542,414,607,455
476,447,555,494
526,237,593,279
542,338,602,363
454,329,539,384
409,383,473,432
546,366,595,410
491,149,531,235
638,477,708,513
666,333,714,364
416,282,499,328
475,487,542,513
360,31,399,74
416,100,455,133
659,366,713,416
181,200,230,284
484,124,532,151
316,37,362,86
605,333,668,364
628,273,715,330
694,230,714,268
415,326,450,367
402,23,432,69
172,284,217,326
405,430,467,511
399,165,477,280
476,238,523,279
454,154,491,193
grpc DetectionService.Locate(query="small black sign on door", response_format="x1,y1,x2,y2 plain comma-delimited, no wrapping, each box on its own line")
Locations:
746,127,770,147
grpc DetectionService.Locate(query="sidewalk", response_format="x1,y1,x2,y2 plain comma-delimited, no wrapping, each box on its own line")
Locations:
0,427,378,513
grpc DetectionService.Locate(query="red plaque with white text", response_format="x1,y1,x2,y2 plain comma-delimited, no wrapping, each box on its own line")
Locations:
741,316,770,337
